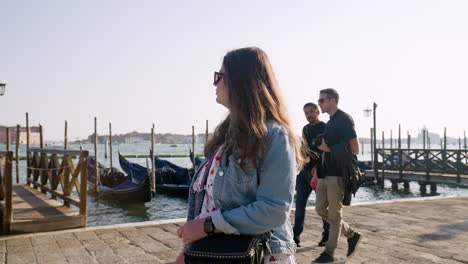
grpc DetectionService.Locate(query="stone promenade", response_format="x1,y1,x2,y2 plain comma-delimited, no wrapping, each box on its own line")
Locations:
1,195,468,264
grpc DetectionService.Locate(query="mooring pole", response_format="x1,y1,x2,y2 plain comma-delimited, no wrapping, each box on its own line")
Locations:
372,103,378,181
464,130,467,151
64,120,68,150
94,117,99,194
381,131,385,188
104,140,108,159
444,127,447,150
192,126,196,170
423,129,426,150
443,127,447,171
407,132,411,150
427,129,431,149
15,125,20,183
205,120,209,146
109,123,113,170
398,124,403,180
26,113,30,183
390,130,393,149
370,128,374,172
6,127,10,151
151,124,156,194
39,124,43,149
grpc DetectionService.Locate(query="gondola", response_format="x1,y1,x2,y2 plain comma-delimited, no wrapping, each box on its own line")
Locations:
87,157,152,202
119,154,194,194
189,149,207,167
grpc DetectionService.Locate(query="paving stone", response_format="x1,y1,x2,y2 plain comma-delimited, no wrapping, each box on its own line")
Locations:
74,231,99,241
30,235,56,246
6,238,31,248
6,252,36,264
58,238,82,248
54,232,76,240
36,252,66,264
95,255,128,264
1,196,468,264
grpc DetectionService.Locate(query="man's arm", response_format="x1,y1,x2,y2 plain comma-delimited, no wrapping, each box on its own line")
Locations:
349,137,359,154
318,138,331,152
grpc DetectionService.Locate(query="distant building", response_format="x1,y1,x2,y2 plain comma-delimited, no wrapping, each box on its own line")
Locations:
83,131,213,144
0,126,41,144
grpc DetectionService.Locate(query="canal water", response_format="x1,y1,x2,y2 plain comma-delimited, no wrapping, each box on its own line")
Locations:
2,143,468,227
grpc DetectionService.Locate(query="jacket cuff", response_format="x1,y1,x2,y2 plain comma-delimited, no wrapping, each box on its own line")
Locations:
211,210,240,235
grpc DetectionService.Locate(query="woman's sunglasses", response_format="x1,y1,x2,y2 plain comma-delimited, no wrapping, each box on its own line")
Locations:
213,71,225,85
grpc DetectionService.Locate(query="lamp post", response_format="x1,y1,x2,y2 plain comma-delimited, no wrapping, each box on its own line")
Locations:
0,83,6,96
363,102,378,181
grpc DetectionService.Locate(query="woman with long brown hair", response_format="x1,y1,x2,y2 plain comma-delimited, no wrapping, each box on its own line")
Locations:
177,47,302,263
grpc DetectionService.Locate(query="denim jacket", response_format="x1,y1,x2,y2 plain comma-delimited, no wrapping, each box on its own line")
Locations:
187,120,297,254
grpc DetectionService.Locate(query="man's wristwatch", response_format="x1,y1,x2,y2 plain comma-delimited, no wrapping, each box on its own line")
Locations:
204,216,215,236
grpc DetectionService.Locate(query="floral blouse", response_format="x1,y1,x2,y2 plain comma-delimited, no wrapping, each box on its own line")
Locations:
192,147,296,264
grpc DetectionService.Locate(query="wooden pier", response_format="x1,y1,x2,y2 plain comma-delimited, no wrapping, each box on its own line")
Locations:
366,147,468,193
0,149,88,235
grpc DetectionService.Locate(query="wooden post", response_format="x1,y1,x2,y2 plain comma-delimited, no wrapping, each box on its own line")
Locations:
443,127,447,171
5,151,13,230
80,151,88,227
444,127,447,149
370,128,374,171
6,127,10,151
464,130,467,151
457,145,462,184
381,131,385,188
427,129,431,149
390,130,393,149
104,140,108,159
26,113,30,185
419,182,427,195
361,141,364,155
151,124,156,194
205,120,209,145
403,181,410,193
373,103,377,172
15,125,20,184
423,130,426,150
109,123,113,170
398,124,402,180
39,124,44,149
407,132,411,150
398,124,401,149
192,126,195,170
94,117,99,194
464,130,467,165
64,121,68,150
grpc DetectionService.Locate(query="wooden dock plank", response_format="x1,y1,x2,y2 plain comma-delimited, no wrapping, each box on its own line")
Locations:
0,184,83,234
365,170,468,184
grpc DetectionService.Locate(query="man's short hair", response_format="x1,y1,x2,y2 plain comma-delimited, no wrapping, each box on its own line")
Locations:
319,88,339,103
303,102,318,110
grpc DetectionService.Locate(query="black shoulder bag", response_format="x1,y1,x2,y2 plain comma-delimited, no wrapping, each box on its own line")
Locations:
184,154,271,264
184,232,271,264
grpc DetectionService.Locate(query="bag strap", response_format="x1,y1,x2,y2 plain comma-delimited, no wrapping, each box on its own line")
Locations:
198,155,215,191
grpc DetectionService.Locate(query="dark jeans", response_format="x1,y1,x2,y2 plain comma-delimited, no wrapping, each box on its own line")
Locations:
293,168,330,243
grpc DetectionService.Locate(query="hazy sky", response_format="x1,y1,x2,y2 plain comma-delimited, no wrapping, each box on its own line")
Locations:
1,0,467,141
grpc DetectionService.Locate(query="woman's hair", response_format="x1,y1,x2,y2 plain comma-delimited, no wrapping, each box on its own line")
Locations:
205,47,303,169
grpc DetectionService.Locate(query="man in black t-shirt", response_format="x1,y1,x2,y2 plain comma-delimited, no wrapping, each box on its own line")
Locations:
293,103,330,248
313,89,362,263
